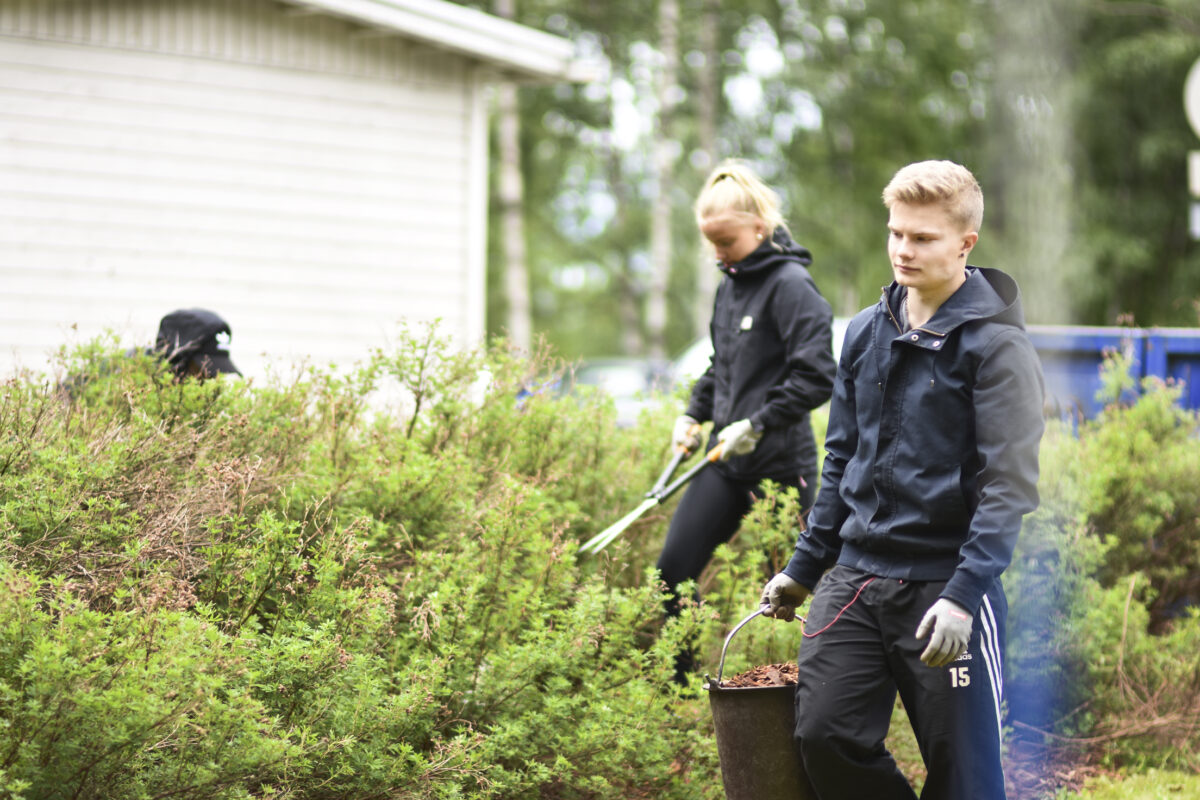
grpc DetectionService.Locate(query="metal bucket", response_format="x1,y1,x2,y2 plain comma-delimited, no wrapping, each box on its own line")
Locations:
704,610,816,800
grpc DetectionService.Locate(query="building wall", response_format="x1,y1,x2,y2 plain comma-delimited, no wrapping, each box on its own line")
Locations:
0,0,488,379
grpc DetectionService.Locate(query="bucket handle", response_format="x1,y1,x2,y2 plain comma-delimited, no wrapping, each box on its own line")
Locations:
709,607,763,688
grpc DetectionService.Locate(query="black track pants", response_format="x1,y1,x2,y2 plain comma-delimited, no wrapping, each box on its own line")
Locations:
655,466,812,612
794,565,1008,800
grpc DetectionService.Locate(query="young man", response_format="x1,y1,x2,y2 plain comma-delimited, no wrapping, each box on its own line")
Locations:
759,160,1044,799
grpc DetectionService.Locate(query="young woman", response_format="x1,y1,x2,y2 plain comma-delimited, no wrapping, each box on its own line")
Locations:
658,160,836,682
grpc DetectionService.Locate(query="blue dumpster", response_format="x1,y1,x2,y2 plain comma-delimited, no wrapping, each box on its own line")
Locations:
1143,328,1200,413
1027,325,1200,418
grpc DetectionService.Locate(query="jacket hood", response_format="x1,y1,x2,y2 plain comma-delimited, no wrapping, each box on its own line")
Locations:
884,266,1026,333
719,228,812,280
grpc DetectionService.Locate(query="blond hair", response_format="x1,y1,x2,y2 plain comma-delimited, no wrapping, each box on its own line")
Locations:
882,160,983,232
694,160,788,236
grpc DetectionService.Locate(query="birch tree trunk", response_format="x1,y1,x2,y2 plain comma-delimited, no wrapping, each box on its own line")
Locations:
606,149,644,356
692,0,721,340
646,0,680,359
989,0,1078,324
494,0,532,352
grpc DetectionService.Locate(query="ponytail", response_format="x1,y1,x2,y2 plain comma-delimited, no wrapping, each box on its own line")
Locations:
694,160,788,238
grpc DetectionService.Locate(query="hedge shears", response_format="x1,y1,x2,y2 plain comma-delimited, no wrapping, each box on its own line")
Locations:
579,426,722,555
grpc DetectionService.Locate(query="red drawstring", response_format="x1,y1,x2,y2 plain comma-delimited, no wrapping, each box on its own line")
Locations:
802,577,876,638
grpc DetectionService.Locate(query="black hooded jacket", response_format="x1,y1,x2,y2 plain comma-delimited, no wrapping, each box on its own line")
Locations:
783,267,1045,614
686,229,836,482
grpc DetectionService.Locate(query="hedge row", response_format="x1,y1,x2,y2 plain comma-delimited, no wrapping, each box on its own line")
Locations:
0,330,1196,798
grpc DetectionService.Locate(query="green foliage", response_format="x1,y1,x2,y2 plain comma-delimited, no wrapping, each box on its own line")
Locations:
479,0,1200,363
1058,769,1200,799
0,328,736,799
1077,358,1200,629
6,329,1200,796
1071,1,1200,326
0,564,296,800
1004,501,1109,736
1004,355,1200,771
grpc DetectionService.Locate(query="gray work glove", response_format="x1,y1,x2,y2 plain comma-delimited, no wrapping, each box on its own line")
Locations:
759,573,810,622
716,419,762,460
916,598,974,667
671,415,702,453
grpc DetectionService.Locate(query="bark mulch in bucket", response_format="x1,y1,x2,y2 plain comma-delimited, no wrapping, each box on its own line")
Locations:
717,662,798,688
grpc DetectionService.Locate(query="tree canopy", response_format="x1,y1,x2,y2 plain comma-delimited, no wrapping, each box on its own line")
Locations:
471,0,1200,358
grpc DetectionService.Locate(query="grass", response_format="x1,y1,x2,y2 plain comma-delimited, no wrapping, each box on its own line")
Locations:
886,700,926,789
1058,770,1200,799
881,702,1200,799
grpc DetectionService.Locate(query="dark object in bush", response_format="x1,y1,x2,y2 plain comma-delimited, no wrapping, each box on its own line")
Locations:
155,308,241,378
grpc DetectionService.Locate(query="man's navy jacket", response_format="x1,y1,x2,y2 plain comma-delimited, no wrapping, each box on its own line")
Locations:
784,267,1045,614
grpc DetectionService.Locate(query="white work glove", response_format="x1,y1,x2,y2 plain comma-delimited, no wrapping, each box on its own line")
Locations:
671,415,702,453
716,418,762,460
759,573,810,622
915,598,974,667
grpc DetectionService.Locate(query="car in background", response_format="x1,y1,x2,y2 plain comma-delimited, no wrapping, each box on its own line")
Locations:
561,357,673,427
669,316,851,387
564,318,849,428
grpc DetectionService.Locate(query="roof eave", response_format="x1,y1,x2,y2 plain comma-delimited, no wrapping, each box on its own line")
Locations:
282,0,599,83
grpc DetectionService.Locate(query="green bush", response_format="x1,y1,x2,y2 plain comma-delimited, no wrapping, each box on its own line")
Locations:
1076,372,1200,632
0,563,297,800
0,327,736,799
5,330,1199,797
1004,354,1200,771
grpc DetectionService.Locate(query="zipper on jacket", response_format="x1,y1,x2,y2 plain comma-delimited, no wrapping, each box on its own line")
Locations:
883,286,904,333
883,287,949,339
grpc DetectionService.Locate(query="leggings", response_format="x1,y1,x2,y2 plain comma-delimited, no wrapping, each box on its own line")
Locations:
655,465,813,615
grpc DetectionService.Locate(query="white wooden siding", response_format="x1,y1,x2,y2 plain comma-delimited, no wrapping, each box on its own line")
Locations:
0,0,485,379
0,0,465,83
